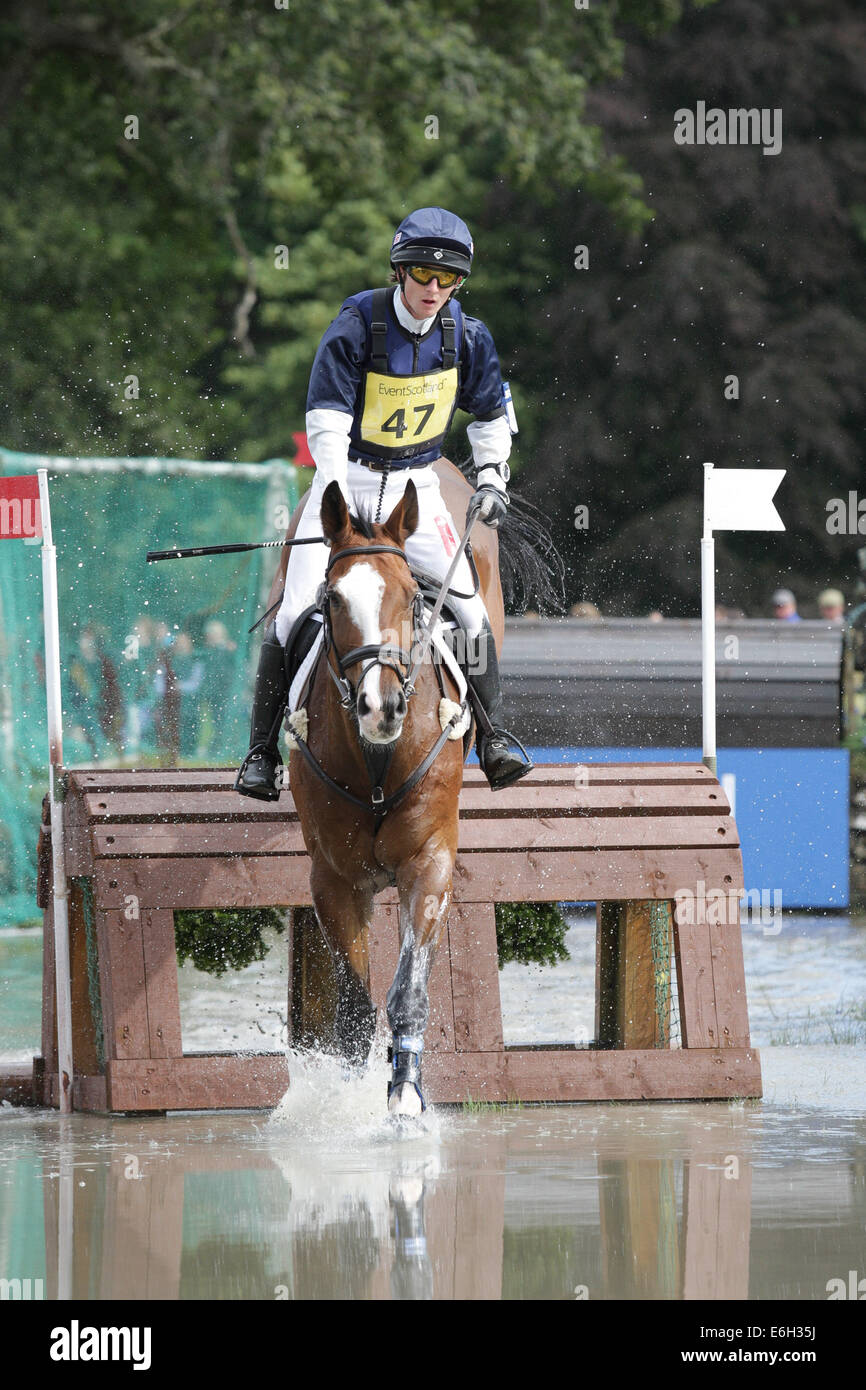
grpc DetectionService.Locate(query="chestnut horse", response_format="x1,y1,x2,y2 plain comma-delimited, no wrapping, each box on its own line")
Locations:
262,458,504,1117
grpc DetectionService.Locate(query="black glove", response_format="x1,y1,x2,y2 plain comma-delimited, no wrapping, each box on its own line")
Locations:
466,485,509,529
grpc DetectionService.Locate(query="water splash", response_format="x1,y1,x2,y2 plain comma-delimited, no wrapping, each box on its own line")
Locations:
267,1039,441,1148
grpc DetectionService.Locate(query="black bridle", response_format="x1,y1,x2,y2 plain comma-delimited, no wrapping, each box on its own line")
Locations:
288,542,466,831
319,544,425,714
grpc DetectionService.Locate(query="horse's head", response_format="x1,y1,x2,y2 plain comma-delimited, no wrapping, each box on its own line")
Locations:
319,479,420,745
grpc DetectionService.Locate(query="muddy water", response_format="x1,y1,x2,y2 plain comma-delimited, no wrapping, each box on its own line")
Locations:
2,913,865,1300
2,1058,865,1301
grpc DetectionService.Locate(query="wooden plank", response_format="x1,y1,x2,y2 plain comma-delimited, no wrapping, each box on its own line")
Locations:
596,902,672,1049
447,903,503,1052
622,902,671,1049
95,908,151,1062
105,1054,290,1111
674,917,719,1048
456,784,731,817
451,847,744,905
70,776,731,820
82,813,738,862
457,815,738,851
595,903,618,1048
0,1066,35,1105
140,909,184,1058
72,767,722,818
290,906,336,1049
708,904,752,1048
80,790,302,822
68,880,102,1076
66,762,717,792
92,857,315,911
90,823,307,857
89,845,743,910
422,1047,763,1103
43,1071,108,1110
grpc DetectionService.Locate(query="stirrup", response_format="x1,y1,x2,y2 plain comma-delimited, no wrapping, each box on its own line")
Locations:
479,726,534,789
234,742,283,801
388,1034,426,1113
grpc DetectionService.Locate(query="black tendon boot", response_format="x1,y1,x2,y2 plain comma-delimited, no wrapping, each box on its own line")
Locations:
234,619,288,801
468,618,533,791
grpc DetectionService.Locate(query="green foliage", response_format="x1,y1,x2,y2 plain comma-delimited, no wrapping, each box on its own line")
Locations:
174,906,286,977
173,902,567,976
0,0,655,465
522,0,866,615
495,901,570,969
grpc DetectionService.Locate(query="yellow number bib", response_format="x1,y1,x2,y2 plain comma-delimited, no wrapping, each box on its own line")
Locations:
359,367,458,452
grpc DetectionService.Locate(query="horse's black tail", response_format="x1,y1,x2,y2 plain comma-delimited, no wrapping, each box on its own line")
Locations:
461,458,567,616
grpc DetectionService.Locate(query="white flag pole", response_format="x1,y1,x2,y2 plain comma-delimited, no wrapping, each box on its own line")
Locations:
701,461,717,776
37,469,73,1113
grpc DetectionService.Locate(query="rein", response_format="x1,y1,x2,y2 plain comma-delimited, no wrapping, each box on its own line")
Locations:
288,541,468,831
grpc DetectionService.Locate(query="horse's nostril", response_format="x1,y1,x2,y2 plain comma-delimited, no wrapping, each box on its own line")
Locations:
384,691,407,722
357,691,369,716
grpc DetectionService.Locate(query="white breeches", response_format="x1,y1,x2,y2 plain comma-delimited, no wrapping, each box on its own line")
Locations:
274,462,488,647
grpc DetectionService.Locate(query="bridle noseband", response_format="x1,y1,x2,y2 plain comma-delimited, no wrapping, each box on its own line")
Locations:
319,543,425,714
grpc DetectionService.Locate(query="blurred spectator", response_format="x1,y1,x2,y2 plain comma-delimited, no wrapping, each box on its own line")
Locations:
197,620,238,758
172,630,206,757
124,614,160,755
67,624,123,758
716,604,747,621
817,588,845,625
153,625,180,763
647,610,664,623
569,601,602,620
771,589,801,622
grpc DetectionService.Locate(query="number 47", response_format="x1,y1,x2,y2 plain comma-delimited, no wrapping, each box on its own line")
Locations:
382,403,435,438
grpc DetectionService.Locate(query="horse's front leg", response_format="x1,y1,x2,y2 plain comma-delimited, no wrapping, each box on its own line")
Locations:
309,855,377,1066
386,838,455,1117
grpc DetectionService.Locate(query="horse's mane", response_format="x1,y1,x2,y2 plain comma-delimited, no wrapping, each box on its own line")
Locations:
347,502,378,539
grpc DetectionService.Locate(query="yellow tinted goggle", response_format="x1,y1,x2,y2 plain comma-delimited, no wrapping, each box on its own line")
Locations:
406,264,464,289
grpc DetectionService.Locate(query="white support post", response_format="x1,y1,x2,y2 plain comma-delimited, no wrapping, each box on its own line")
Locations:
37,469,73,1112
701,461,717,776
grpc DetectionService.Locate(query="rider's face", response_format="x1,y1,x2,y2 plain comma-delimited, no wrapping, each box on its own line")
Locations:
399,268,454,319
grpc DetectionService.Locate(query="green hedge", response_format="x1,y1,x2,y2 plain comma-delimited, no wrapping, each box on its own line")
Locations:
175,902,570,976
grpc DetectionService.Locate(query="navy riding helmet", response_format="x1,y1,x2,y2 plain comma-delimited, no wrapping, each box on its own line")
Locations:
389,207,474,278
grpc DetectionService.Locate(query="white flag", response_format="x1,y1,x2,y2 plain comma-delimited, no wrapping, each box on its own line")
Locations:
705,467,785,531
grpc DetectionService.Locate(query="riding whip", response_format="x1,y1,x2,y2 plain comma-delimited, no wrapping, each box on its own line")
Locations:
146,536,325,563
404,510,482,694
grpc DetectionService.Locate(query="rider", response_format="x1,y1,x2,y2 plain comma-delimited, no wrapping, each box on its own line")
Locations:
235,206,534,800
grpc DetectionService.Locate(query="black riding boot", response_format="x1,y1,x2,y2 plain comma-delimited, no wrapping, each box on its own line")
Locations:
467,618,533,791
234,619,288,801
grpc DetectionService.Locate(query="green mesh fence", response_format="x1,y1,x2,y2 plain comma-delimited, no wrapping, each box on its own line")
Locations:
0,448,303,927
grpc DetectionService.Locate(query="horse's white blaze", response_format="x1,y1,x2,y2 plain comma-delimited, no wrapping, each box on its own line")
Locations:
334,562,385,714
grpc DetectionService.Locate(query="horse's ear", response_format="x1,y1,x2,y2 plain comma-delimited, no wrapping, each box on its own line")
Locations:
320,480,352,546
382,479,420,548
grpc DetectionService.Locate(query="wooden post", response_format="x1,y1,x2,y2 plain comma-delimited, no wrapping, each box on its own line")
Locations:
596,900,672,1049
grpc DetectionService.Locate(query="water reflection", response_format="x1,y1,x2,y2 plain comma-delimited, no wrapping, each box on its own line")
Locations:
1,1100,864,1301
